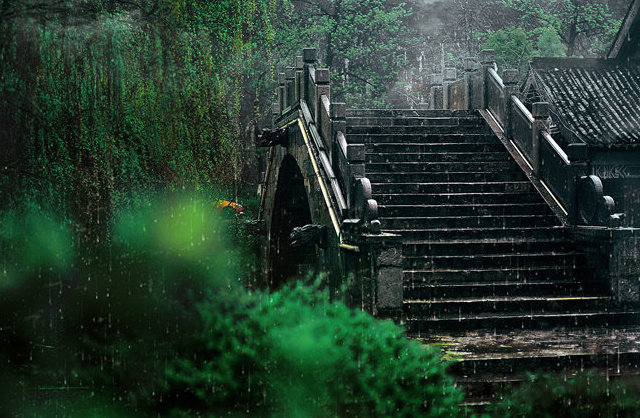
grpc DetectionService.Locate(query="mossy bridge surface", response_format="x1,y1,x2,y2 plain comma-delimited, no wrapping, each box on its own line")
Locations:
256,48,640,404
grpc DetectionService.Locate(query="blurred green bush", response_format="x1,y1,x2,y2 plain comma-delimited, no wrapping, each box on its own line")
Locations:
0,196,461,417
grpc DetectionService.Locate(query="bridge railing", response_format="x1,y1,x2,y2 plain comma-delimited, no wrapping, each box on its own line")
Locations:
273,48,381,235
430,49,621,228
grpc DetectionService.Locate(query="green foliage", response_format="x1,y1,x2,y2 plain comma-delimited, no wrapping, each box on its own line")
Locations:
498,0,621,56
489,372,640,417
0,197,462,416
481,27,533,75
286,0,415,107
535,26,566,57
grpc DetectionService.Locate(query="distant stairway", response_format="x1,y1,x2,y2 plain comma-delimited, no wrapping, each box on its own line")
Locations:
347,108,640,404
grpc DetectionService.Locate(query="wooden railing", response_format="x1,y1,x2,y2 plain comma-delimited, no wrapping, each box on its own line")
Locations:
272,48,381,234
432,49,620,227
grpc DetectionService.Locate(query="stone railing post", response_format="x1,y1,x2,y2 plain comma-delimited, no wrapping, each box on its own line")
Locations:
331,102,346,166
315,68,331,123
285,67,295,109
442,66,457,109
502,69,519,138
429,73,444,109
531,102,549,177
302,48,317,103
295,56,303,103
463,57,478,110
278,72,286,114
566,143,589,225
480,49,496,109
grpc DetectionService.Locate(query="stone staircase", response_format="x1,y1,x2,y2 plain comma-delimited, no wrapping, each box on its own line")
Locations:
346,108,640,405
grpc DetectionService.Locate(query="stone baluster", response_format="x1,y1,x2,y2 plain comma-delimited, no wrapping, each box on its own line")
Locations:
531,102,549,176
295,56,303,103
429,73,444,109
502,69,519,138
480,49,496,109
278,72,286,114
285,67,295,110
566,143,589,225
442,66,457,109
302,48,317,103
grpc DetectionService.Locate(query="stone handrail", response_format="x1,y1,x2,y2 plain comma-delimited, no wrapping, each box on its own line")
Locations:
272,48,381,234
430,49,621,227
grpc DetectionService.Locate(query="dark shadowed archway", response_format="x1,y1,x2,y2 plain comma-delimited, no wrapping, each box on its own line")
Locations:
269,155,314,288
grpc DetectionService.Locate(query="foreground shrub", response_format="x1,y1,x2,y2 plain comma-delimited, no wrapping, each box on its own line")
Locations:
1,197,462,417
489,371,640,418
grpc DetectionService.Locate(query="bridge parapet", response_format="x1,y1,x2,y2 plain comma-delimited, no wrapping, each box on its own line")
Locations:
259,48,402,317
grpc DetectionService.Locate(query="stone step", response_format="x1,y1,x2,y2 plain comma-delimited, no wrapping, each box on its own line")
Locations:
368,171,528,183
347,125,493,135
404,266,597,283
404,296,612,316
373,181,534,195
384,227,565,241
381,215,558,230
374,192,542,205
404,281,609,300
404,252,587,270
404,310,640,332
346,116,486,127
402,238,570,257
345,109,479,118
366,152,511,163
349,133,496,144
366,142,505,153
378,203,547,217
366,161,519,173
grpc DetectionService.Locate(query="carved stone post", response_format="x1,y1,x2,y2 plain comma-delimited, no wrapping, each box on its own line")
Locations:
331,102,346,167
302,48,317,103
566,143,588,225
429,73,444,109
443,66,457,109
278,72,286,112
272,101,280,126
315,68,331,124
463,57,478,110
502,69,519,138
295,56,304,103
285,67,295,109
531,102,549,176
480,49,496,109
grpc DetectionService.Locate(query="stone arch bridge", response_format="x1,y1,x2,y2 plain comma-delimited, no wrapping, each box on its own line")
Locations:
255,45,640,394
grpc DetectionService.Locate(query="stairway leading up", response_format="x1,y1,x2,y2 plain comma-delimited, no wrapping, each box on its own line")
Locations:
346,108,640,403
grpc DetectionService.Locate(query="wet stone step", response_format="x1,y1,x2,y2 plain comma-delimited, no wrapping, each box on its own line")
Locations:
346,116,486,127
403,266,597,283
366,142,506,153
404,310,640,332
346,125,493,135
402,239,570,257
374,192,542,205
380,215,558,230
366,161,519,173
373,181,534,194
378,203,549,218
403,281,609,300
345,109,479,118
404,252,588,270
367,171,529,183
349,133,497,144
366,152,511,163
404,296,612,316
385,227,567,241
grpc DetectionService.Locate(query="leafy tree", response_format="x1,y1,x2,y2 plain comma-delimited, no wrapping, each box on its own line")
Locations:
288,0,415,107
500,0,621,56
535,26,567,57
481,27,533,74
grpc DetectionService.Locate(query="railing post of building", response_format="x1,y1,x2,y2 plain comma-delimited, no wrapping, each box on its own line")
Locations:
566,143,589,225
429,73,444,109
531,102,549,177
278,71,286,114
295,56,304,104
302,48,317,102
502,69,519,138
443,66,457,110
480,49,496,109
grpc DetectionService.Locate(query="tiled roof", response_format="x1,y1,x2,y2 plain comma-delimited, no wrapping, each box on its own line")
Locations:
530,58,640,149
